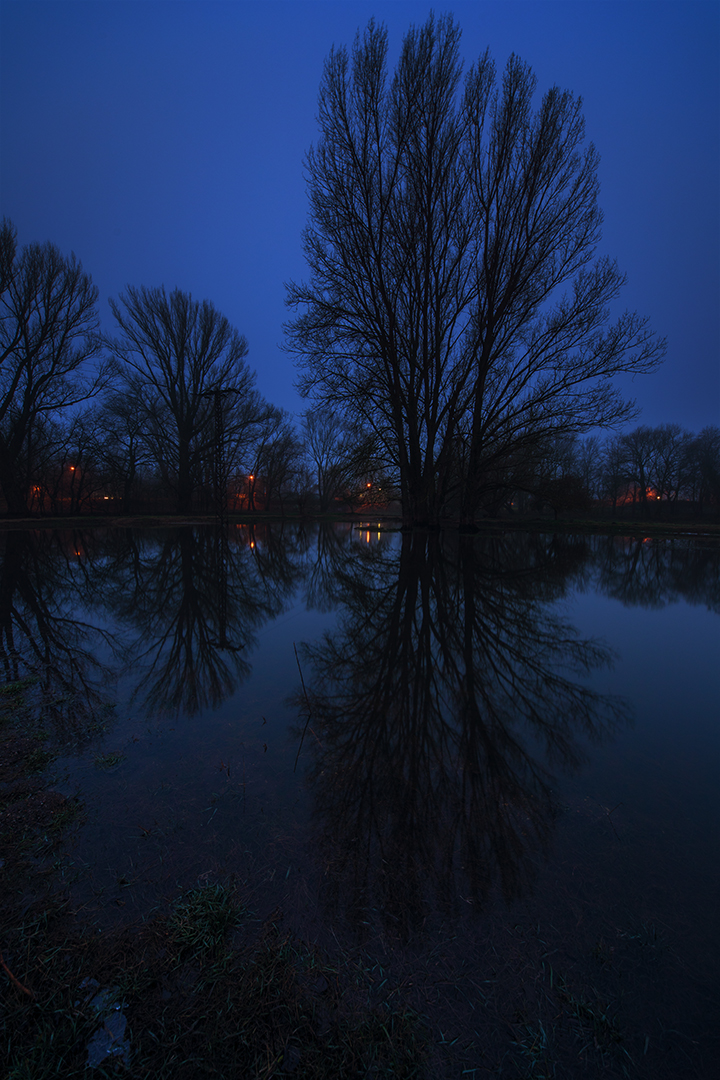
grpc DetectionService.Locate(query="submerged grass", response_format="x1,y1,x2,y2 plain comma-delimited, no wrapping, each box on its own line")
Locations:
167,882,241,952
0,679,422,1077
3,884,427,1079
1,810,709,1079
1,676,713,1079
6,893,691,1080
93,751,125,770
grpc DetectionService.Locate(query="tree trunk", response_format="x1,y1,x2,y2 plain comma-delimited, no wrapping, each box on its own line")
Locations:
0,454,29,516
176,448,193,514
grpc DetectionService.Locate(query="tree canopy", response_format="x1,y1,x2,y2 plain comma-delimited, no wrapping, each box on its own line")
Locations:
106,286,268,514
0,219,103,515
286,14,665,527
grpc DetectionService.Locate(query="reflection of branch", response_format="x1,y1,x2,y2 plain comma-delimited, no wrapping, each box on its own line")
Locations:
0,530,119,739
592,535,720,612
0,948,36,999
294,531,629,934
104,526,302,718
293,642,313,772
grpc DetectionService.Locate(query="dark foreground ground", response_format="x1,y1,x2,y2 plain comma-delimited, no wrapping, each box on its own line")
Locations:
6,673,716,1080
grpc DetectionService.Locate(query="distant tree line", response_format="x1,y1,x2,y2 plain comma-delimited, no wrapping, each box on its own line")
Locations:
0,218,717,521
0,219,386,518
516,425,720,519
12,16,720,526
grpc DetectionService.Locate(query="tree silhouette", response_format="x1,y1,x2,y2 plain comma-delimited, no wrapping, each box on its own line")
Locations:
107,286,268,514
0,220,104,515
0,529,116,736
286,15,665,527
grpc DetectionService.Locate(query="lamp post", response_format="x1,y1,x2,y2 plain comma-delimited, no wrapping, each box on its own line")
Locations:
200,387,242,650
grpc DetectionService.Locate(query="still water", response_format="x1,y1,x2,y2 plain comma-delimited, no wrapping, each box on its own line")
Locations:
2,524,718,1076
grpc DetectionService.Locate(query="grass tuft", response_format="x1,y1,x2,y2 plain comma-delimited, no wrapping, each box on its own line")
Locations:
168,883,241,954
3,889,427,1079
93,751,125,769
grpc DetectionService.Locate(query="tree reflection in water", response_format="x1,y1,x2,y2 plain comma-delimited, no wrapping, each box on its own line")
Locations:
592,534,720,612
294,531,629,936
2,523,715,932
101,525,304,718
0,529,117,736
0,523,307,726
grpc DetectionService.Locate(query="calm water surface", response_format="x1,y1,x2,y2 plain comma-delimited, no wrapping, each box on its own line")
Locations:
3,524,718,1077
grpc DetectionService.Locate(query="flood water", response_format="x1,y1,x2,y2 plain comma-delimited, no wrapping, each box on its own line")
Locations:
2,523,718,1077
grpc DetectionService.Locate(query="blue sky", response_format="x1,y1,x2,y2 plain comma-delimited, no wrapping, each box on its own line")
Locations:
1,0,718,429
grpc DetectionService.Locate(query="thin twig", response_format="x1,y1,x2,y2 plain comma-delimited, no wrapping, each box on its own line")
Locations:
0,948,36,998
293,643,313,773
606,802,623,840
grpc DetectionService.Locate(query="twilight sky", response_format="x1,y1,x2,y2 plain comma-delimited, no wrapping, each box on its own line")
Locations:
1,0,718,430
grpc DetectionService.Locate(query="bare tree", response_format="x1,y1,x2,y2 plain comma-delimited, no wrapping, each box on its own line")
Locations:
93,389,153,513
41,408,104,515
286,15,665,527
302,407,380,511
107,286,263,513
687,426,720,510
246,407,303,512
598,436,630,512
617,426,656,509
0,219,103,514
649,423,690,503
576,436,603,502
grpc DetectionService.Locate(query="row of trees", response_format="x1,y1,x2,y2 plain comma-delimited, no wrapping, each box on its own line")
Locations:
579,425,719,512
0,216,716,520
528,425,720,517
5,14,684,524
0,218,387,517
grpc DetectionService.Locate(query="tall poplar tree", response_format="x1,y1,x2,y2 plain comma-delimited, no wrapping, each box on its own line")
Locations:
286,15,665,526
